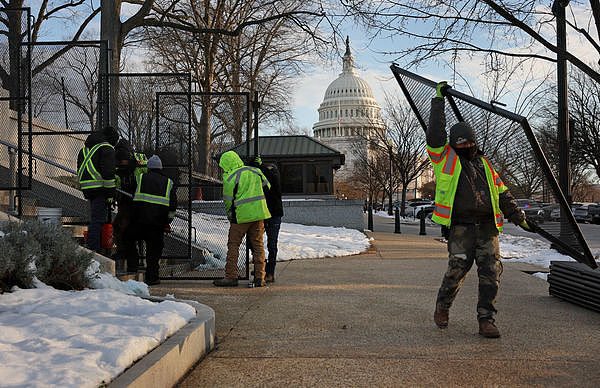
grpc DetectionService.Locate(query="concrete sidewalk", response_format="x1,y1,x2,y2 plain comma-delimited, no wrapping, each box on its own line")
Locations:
153,231,600,387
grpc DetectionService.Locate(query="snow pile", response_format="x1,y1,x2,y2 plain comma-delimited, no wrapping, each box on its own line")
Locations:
499,233,577,269
0,287,195,388
86,260,150,296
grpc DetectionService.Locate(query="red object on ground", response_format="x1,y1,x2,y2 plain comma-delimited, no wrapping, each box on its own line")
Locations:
83,230,88,242
101,223,113,248
196,187,203,200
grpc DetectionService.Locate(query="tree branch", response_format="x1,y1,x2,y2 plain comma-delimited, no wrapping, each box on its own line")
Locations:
141,10,325,37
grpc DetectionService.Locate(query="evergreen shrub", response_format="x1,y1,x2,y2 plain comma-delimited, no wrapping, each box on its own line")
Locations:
0,222,39,292
0,220,94,292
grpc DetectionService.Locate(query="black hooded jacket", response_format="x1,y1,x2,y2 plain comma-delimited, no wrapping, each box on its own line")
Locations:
77,131,116,199
428,97,524,225
259,163,284,218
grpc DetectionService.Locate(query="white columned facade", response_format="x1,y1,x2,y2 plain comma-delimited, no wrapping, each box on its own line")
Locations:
312,37,385,180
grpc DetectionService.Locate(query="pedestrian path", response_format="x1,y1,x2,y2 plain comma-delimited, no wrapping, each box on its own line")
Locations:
153,231,600,387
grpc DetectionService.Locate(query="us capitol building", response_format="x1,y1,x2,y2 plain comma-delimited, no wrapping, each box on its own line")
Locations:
312,37,385,192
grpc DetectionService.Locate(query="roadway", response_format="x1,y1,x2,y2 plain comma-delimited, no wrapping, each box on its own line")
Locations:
366,214,600,250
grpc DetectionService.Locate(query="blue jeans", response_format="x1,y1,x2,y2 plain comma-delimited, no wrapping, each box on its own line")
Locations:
88,196,108,253
264,216,281,276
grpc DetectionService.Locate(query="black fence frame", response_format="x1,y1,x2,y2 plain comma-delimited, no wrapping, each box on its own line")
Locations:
391,63,597,269
0,8,32,217
155,90,257,280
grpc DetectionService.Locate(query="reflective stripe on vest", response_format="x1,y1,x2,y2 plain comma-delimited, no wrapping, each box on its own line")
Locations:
433,203,451,219
428,147,448,164
227,166,267,186
495,213,504,227
133,173,173,206
78,142,115,190
234,195,265,206
482,157,506,190
442,147,458,175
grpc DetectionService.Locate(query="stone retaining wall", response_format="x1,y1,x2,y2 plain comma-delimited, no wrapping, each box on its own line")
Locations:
192,199,364,230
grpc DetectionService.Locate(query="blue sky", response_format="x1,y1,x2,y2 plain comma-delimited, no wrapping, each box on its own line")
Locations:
288,31,401,135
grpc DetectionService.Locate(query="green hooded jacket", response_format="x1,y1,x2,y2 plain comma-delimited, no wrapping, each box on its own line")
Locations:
219,151,271,224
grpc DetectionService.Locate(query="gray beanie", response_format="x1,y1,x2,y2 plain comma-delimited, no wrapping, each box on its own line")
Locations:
147,155,163,170
449,122,476,147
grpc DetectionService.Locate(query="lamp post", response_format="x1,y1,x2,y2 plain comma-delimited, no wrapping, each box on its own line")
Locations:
552,0,572,241
552,0,571,205
387,143,393,216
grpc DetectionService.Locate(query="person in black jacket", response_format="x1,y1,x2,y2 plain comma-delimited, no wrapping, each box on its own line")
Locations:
128,155,177,285
429,83,532,338
113,139,137,272
77,127,117,253
249,157,283,283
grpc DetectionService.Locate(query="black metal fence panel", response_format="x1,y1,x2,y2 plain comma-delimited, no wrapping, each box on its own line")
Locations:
0,8,32,213
391,64,597,269
156,91,252,280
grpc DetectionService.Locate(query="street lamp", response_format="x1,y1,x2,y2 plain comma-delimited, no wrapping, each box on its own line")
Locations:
387,143,394,216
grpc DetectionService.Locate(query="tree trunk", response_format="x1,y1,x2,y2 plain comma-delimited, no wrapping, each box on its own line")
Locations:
197,99,212,175
401,186,408,217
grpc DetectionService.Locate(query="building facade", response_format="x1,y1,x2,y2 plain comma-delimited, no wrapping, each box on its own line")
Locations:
312,37,385,183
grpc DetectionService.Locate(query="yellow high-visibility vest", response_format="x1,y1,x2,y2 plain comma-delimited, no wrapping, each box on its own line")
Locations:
427,143,507,231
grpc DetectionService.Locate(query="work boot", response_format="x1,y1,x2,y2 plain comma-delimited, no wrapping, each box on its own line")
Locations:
434,306,449,328
478,320,501,338
213,278,239,287
145,278,160,286
253,278,266,287
265,274,275,283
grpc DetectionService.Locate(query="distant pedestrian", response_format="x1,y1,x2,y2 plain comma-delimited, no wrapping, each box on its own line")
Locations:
77,126,117,253
248,156,283,283
214,151,271,287
128,155,177,285
428,82,533,338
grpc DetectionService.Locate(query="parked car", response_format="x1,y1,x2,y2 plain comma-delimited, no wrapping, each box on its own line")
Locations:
589,204,600,224
395,200,433,217
542,204,560,222
415,205,435,219
550,206,561,221
515,199,546,223
522,204,546,223
573,205,591,223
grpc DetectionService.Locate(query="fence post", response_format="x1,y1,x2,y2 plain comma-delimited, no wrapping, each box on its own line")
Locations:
419,212,427,235
367,204,373,231
8,146,15,213
394,206,401,234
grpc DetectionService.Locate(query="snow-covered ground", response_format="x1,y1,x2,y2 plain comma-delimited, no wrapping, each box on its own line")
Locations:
1,212,596,387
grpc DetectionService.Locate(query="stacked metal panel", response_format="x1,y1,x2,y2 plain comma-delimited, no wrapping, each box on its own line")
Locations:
548,261,600,312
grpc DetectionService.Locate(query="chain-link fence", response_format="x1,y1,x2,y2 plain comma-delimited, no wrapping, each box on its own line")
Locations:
391,64,597,269
0,12,261,279
156,91,254,280
0,7,32,215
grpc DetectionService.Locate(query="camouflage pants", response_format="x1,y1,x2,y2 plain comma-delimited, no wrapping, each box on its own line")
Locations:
436,221,503,322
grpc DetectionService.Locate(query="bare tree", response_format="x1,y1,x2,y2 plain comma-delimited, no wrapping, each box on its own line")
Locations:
534,117,594,200
569,68,600,182
0,2,99,109
100,0,330,130
141,0,327,174
379,93,429,215
342,0,600,84
33,44,100,131
349,140,392,208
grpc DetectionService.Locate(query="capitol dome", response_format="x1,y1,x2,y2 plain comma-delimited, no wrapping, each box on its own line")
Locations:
313,37,385,140
312,37,385,181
